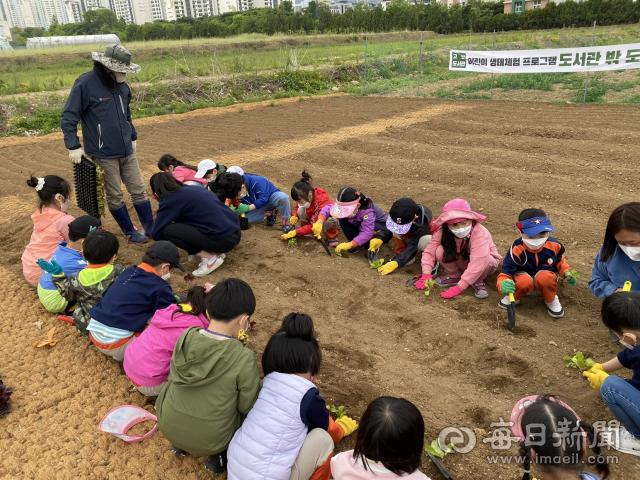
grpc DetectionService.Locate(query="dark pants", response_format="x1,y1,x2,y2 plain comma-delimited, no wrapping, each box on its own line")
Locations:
339,219,386,249
160,224,241,255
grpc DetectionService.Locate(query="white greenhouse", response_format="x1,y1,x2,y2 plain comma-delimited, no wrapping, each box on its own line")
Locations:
0,36,12,51
26,34,120,49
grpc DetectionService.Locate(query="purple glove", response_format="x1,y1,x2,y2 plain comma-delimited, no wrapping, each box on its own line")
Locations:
440,285,463,299
414,273,433,290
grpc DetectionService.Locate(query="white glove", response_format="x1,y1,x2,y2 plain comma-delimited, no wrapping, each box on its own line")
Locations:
69,148,84,164
132,140,137,153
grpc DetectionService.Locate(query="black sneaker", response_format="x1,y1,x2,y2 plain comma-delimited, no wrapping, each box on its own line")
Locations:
205,450,227,474
170,445,187,456
266,209,277,227
282,224,295,234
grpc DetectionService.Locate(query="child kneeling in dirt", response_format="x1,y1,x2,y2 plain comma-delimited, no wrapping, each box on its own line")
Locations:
218,170,292,231
497,208,577,318
510,395,611,480
156,278,260,475
331,397,431,480
414,199,501,299
583,292,640,456
227,313,358,480
313,187,388,255
86,241,182,361
158,154,208,187
38,229,124,338
369,198,436,276
37,215,102,314
281,170,339,244
123,284,211,397
23,175,75,286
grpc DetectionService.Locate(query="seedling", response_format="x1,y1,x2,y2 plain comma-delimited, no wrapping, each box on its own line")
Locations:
423,280,438,296
335,251,342,257
288,237,297,246
425,439,454,458
330,405,347,419
563,351,596,371
567,269,580,279
369,258,385,269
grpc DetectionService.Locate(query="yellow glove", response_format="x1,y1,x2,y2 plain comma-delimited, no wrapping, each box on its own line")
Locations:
583,368,609,390
590,363,604,372
378,261,398,275
290,216,298,226
335,242,352,254
369,238,383,251
312,221,324,237
281,230,297,241
335,415,358,437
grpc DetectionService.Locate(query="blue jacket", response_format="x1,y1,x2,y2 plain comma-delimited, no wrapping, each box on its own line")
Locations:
498,237,570,284
151,186,240,241
39,242,86,291
61,65,137,159
89,265,175,333
589,245,640,298
618,346,640,391
240,174,281,209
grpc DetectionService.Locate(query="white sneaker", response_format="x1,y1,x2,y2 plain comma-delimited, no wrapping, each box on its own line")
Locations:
431,261,439,276
405,257,416,266
498,296,520,309
604,426,640,457
192,255,224,276
545,295,565,318
188,255,198,262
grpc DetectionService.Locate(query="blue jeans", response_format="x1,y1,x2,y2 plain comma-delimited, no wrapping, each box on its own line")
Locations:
601,375,640,439
244,191,291,224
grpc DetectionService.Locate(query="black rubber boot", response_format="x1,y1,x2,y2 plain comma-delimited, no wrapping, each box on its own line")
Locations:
133,200,155,238
205,450,227,474
110,203,148,243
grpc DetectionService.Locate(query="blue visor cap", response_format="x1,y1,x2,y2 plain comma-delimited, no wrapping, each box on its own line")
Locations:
516,216,555,237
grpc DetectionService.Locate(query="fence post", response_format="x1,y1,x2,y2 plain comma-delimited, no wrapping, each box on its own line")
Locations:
583,21,597,103
417,31,423,97
363,36,368,94
490,29,496,100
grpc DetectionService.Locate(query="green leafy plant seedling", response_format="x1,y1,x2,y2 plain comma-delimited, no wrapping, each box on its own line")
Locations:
369,259,385,269
288,237,297,246
423,279,437,296
563,351,596,371
567,269,580,279
335,251,342,257
330,405,346,419
425,439,454,458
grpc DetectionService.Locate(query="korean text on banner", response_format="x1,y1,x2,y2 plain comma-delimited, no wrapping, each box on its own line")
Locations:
449,43,640,73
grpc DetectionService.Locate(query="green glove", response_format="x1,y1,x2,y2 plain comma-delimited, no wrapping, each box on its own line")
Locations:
37,258,63,275
564,272,577,286
235,204,251,215
500,279,516,294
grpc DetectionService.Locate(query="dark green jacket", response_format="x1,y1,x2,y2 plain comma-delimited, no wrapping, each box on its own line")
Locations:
155,327,261,457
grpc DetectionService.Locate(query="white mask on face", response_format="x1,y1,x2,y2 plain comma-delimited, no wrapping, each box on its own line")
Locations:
161,272,171,281
57,194,70,212
114,72,127,83
450,225,472,238
523,237,547,250
299,201,310,209
620,245,640,262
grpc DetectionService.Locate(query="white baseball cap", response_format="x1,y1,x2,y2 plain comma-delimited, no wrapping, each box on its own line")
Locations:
195,159,217,179
227,166,244,176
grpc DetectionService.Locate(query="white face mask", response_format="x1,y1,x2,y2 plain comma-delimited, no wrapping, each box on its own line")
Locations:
523,237,547,250
299,201,310,209
450,225,472,238
620,245,640,262
114,72,127,83
161,272,171,281
57,194,70,212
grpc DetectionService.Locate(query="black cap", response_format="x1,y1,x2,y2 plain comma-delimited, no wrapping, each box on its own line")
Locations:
389,198,419,225
69,215,102,237
145,241,185,271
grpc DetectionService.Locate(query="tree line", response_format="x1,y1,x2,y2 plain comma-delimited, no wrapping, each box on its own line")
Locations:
10,0,640,44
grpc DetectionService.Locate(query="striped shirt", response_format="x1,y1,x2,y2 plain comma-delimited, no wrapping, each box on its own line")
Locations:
87,318,133,344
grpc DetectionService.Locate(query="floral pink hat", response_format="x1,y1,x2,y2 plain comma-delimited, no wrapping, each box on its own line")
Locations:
435,199,486,226
330,198,360,219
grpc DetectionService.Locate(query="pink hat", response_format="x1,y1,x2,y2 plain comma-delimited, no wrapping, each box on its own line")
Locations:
330,198,360,219
435,199,486,226
510,395,587,459
99,405,158,443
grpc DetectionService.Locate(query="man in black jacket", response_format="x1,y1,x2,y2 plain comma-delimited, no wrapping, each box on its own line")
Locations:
61,44,152,243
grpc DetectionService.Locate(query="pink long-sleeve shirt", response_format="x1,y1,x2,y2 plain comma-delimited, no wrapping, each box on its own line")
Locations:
420,223,502,290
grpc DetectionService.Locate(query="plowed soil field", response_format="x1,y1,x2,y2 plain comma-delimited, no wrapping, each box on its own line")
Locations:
1,96,639,479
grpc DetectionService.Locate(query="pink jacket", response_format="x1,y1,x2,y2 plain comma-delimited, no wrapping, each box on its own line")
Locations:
22,208,74,284
172,167,207,185
421,223,502,290
331,451,431,480
123,303,209,387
